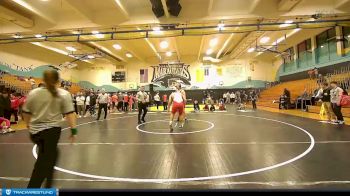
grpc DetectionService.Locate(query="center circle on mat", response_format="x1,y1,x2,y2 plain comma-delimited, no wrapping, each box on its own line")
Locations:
136,119,214,135
31,114,315,183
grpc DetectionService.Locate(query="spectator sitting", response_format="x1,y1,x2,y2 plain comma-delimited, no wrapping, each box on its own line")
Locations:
0,117,14,133
308,69,315,80
317,74,324,84
314,67,319,78
219,102,226,111
203,104,209,111
28,77,36,89
193,100,200,112
210,104,216,112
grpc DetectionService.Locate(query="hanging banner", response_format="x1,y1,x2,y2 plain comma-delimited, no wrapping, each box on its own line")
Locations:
196,69,204,82
151,63,191,88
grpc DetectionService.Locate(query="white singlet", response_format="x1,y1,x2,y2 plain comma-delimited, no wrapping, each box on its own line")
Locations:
173,91,184,103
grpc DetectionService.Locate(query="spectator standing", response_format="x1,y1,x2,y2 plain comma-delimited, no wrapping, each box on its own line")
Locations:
330,81,344,124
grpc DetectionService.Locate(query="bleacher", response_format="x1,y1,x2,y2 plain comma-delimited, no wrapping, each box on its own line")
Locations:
258,65,350,118
0,73,81,94
0,74,32,94
257,79,316,108
306,66,350,117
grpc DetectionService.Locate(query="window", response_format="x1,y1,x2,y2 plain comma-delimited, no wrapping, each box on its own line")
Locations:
343,26,350,49
316,28,336,48
283,47,294,64
140,69,148,83
297,39,311,58
204,68,209,76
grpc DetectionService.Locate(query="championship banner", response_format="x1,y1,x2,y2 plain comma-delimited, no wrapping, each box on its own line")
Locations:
151,63,191,88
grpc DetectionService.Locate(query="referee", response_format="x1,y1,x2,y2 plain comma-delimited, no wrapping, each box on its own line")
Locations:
96,89,109,120
137,86,148,124
22,70,77,188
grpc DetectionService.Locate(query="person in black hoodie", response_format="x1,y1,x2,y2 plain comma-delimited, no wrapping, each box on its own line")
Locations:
1,91,11,120
0,91,4,117
90,92,97,116
315,82,335,122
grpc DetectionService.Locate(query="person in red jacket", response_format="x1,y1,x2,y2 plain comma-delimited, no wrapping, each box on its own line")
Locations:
163,94,168,111
0,117,14,133
10,93,20,123
123,93,129,112
128,94,134,112
18,95,26,117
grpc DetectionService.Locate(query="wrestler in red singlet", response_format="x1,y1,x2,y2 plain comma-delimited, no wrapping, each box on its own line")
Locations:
168,83,186,132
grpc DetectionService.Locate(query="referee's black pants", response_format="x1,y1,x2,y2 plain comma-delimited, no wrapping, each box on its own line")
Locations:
138,102,148,122
97,103,108,120
28,127,61,188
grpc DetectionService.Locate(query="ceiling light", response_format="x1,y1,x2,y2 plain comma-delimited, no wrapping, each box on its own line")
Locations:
72,31,81,35
94,34,104,39
87,55,95,59
280,20,294,28
113,44,122,50
209,38,219,47
13,34,23,39
260,36,270,44
91,30,104,38
347,35,350,38
217,21,225,30
294,28,301,32
247,48,255,53
166,51,172,57
152,27,163,35
66,46,77,52
160,41,169,49
321,45,324,48
126,53,133,58
206,48,214,55
35,34,43,38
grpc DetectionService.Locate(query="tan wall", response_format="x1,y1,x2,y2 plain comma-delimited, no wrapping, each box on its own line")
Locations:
0,43,276,89
0,42,89,80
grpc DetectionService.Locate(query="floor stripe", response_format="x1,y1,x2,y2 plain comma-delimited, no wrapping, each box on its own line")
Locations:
1,177,350,186
1,141,350,145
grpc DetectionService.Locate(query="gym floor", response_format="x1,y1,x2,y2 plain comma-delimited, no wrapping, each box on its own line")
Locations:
1,106,350,190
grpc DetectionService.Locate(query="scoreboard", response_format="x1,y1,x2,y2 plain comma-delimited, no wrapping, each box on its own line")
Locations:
112,71,126,82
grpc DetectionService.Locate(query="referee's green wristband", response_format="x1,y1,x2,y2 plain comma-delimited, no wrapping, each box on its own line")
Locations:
71,128,78,135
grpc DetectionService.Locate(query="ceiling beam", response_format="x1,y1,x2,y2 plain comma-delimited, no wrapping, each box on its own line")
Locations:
11,0,56,24
114,0,130,19
144,38,161,60
87,42,126,62
216,33,234,59
249,0,262,13
64,0,95,22
197,36,205,61
136,27,160,60
172,37,181,60
278,0,301,11
207,0,214,15
160,0,170,18
0,5,33,28
335,0,350,9
117,42,146,62
30,42,92,64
